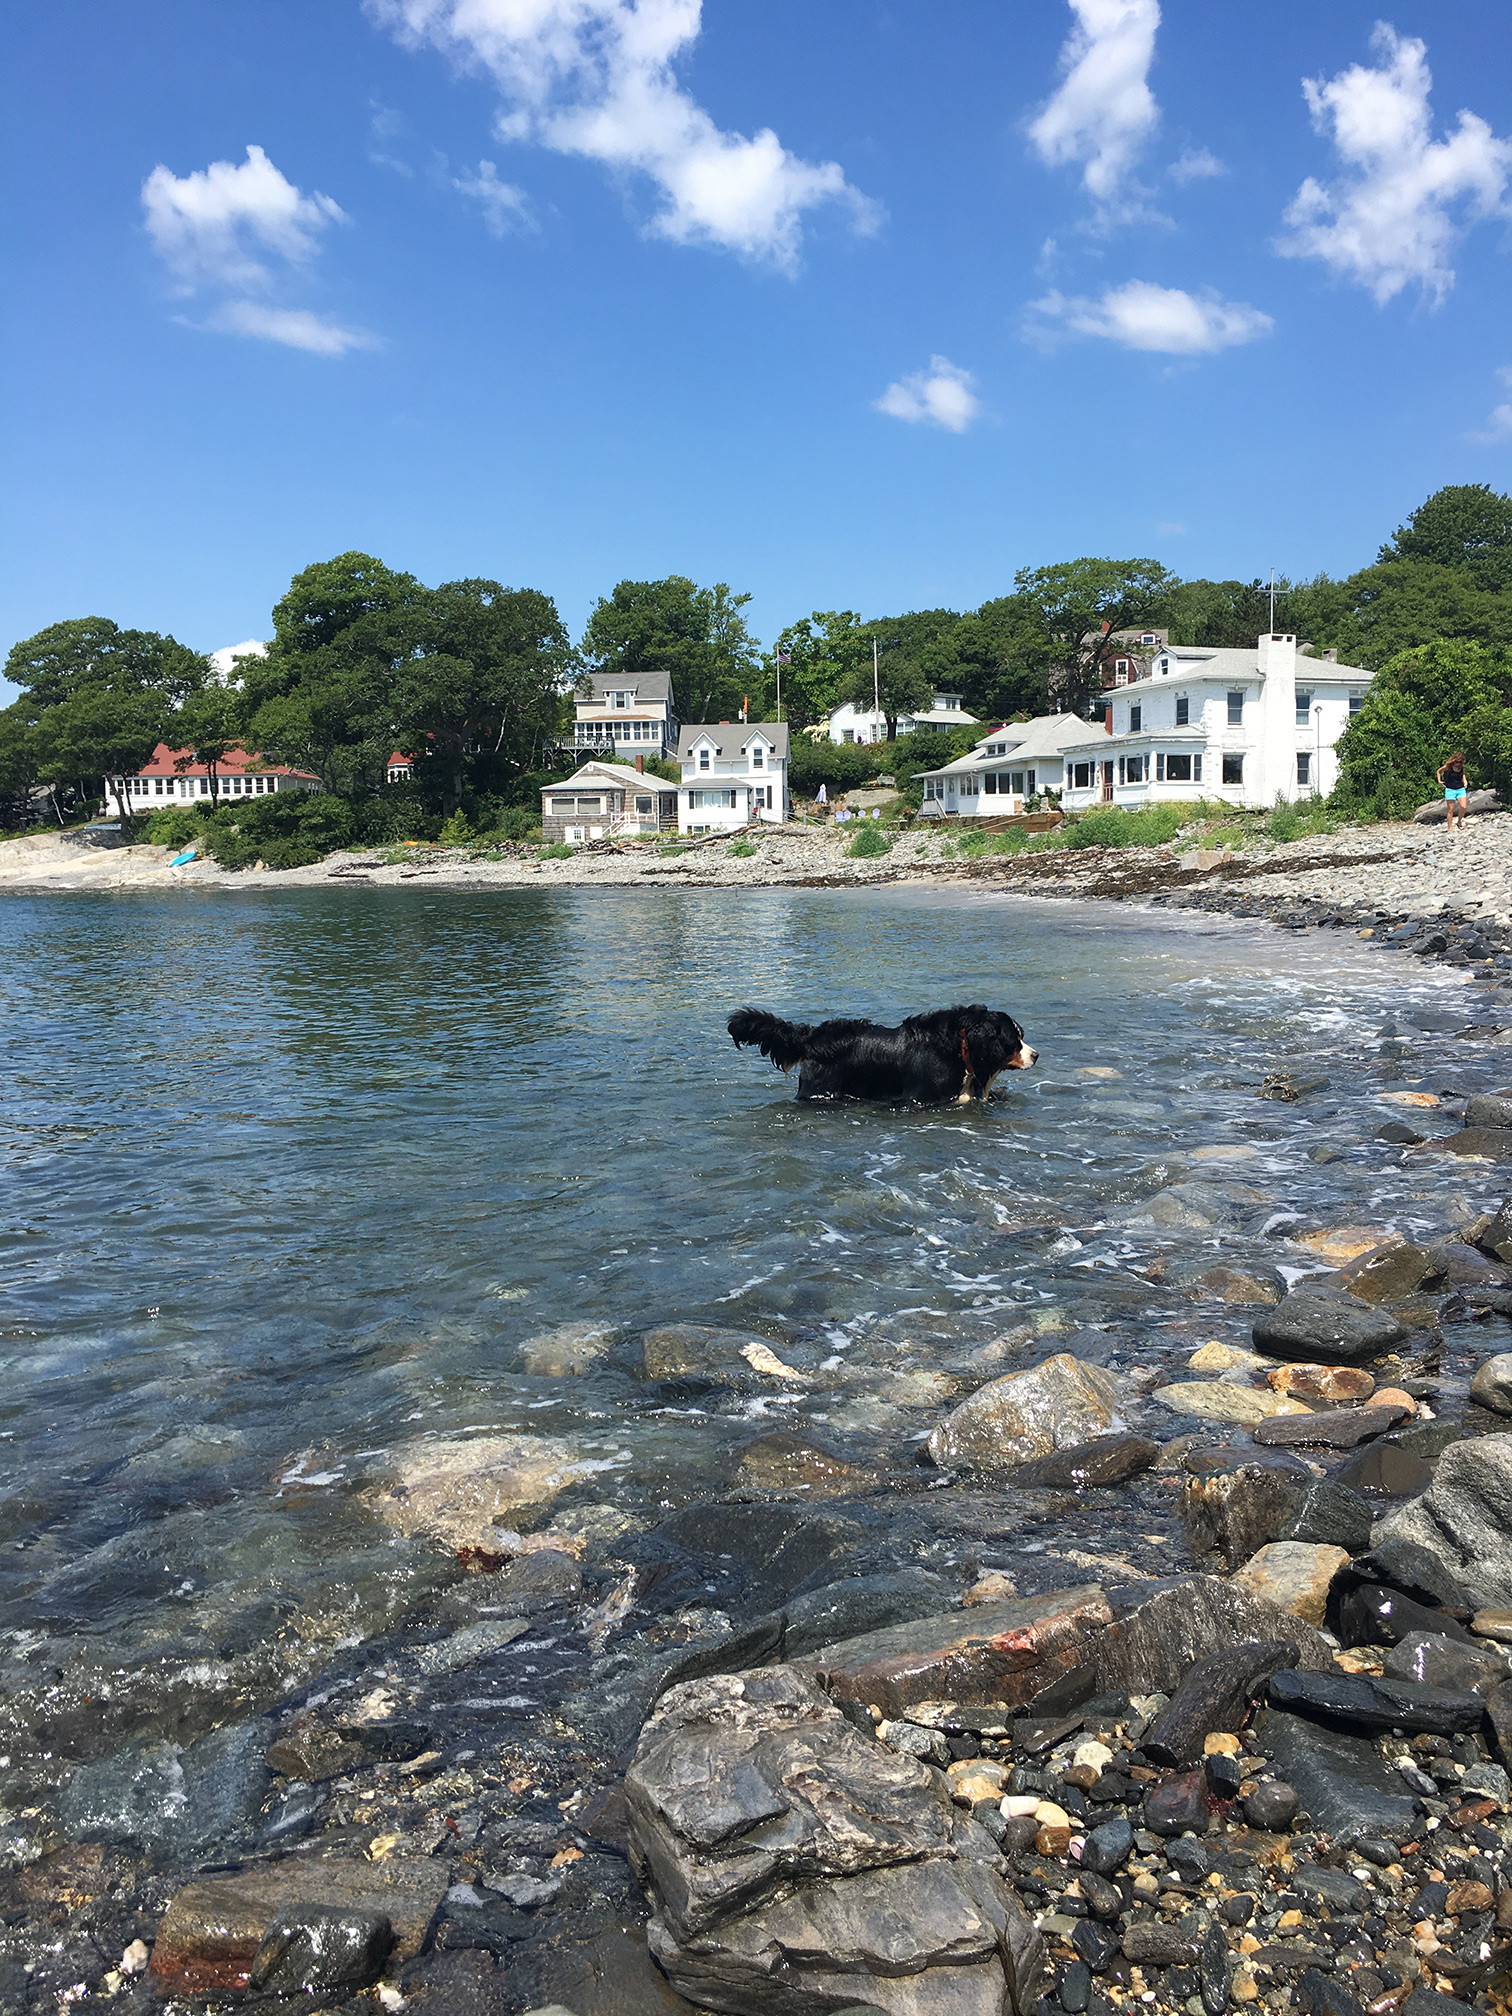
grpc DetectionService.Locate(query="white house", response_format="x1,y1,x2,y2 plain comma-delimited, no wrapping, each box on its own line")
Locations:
826,691,978,745
540,760,679,843
109,741,320,807
678,723,791,833
1064,633,1372,811
569,670,679,763
915,714,1108,816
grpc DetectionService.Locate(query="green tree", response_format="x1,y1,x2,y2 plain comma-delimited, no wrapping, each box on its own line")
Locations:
763,610,868,728
1333,639,1512,814
1012,558,1177,715
841,643,934,741
173,679,242,806
391,579,572,814
1380,483,1512,591
4,617,205,722
952,598,1055,722
32,689,166,835
0,703,40,828
581,576,760,723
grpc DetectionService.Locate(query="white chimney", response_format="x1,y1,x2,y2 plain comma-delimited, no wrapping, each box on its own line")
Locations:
1256,634,1298,804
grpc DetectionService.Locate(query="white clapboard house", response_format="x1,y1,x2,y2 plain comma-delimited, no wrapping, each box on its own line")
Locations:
677,723,791,834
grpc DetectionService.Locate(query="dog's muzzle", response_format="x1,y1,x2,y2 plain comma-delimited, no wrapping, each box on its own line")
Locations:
1007,1045,1038,1070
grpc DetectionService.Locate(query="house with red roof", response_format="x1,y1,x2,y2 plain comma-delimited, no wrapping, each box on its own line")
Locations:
109,743,321,810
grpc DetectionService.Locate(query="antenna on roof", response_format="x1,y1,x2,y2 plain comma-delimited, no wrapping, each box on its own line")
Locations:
1268,568,1277,633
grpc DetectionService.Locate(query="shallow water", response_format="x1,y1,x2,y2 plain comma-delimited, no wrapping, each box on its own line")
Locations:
0,883,1500,1715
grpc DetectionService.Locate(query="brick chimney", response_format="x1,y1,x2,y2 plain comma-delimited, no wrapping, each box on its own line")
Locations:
635,753,644,773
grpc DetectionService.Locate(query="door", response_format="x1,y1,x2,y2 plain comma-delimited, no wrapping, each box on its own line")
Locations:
1101,761,1114,803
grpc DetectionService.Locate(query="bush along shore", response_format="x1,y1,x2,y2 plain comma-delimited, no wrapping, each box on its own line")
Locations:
18,1023,1512,2012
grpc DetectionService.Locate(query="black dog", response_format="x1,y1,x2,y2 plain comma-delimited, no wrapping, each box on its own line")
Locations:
728,1005,1037,1104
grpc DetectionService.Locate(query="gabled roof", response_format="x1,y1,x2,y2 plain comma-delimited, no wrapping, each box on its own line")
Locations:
542,761,678,794
678,723,790,761
914,713,1107,779
582,669,674,704
1138,644,1371,687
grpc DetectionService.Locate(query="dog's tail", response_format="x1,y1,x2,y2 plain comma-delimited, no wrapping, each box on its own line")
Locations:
728,1007,812,1073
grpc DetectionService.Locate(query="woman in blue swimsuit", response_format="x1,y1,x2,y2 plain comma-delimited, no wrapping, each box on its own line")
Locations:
1436,751,1467,832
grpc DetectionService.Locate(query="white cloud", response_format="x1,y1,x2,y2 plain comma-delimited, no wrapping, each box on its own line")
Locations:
367,0,877,272
142,145,370,355
142,145,345,291
1155,520,1187,536
1028,0,1161,223
1472,367,1512,442
205,302,378,355
875,357,982,433
1169,146,1224,184
453,159,534,235
1029,279,1273,353
1280,23,1512,304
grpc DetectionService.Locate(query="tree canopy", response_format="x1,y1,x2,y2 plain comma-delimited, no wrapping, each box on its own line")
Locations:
581,576,760,724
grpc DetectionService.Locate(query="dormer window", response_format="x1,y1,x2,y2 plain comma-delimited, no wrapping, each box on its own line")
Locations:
612,690,630,708
751,745,764,768
1157,656,1170,675
698,746,711,770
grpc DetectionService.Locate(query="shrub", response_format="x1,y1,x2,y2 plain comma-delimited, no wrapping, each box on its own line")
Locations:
847,823,891,857
1063,803,1190,850
438,809,473,846
728,836,757,857
540,841,574,859
143,806,204,848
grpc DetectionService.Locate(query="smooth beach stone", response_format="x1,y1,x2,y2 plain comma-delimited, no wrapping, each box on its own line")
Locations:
1253,1292,1406,1364
736,1431,871,1499
367,1432,590,1553
1472,1608,1512,1643
1143,1768,1209,1837
1079,1816,1133,1876
1293,1866,1367,1912
1432,1127,1512,1160
1009,1434,1158,1489
1231,1543,1350,1628
1151,1382,1307,1428
1252,1404,1411,1450
1467,1095,1512,1131
640,1323,813,1391
517,1321,618,1376
1381,1630,1508,1694
1266,1666,1484,1735
926,1354,1119,1470
1295,1227,1402,1264
1241,1779,1299,1831
1187,1342,1274,1373
1470,1354,1512,1416
1123,1922,1198,1967
1266,1364,1375,1402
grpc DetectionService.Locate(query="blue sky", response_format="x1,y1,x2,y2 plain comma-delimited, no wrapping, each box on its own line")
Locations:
4,0,1512,701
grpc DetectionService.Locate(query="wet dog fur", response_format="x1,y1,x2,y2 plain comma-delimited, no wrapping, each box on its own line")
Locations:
728,1005,1037,1104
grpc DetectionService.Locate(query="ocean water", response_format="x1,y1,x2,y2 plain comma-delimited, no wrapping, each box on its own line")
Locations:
0,883,1497,1718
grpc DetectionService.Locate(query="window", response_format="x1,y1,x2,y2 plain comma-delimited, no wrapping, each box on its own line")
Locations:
1296,690,1312,727
1141,632,1157,645
1129,704,1142,732
751,746,763,768
1010,771,1024,794
1222,754,1243,785
1297,752,1311,786
612,691,628,709
635,795,653,814
841,729,854,744
1227,690,1243,726
1175,696,1188,726
1026,770,1035,792
961,774,979,796
1071,761,1094,789
698,747,710,770
1157,657,1170,675
1349,693,1363,716
983,773,997,794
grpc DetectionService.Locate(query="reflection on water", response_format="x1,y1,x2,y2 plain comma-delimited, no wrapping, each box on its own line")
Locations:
0,883,1495,1675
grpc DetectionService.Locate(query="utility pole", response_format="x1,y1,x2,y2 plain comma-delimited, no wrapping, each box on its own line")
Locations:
873,638,881,743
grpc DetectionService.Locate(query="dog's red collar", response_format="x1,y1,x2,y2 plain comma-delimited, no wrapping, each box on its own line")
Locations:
960,1024,972,1084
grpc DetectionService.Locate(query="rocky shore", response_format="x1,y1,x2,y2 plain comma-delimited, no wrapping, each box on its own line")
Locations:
13,1152,1512,2013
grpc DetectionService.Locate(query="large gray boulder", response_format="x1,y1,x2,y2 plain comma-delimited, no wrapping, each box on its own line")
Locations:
1374,1433,1512,1609
1253,1290,1406,1363
626,1665,1046,2016
926,1353,1119,1470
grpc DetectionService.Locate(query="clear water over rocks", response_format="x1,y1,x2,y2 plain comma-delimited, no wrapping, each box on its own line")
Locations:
0,882,1506,1776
